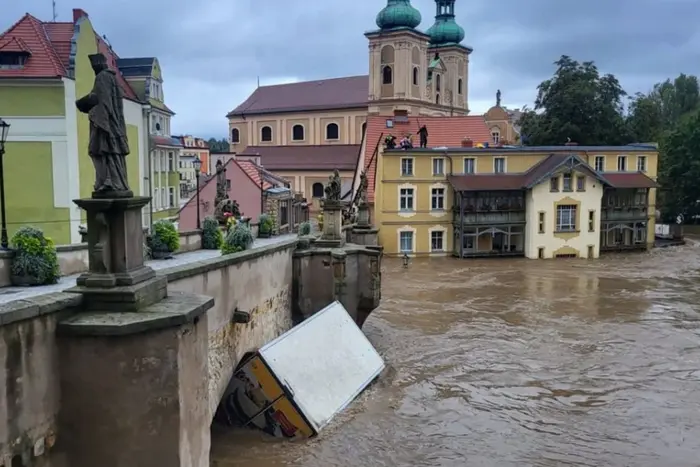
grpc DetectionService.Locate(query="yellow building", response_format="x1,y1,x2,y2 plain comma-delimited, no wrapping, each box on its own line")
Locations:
376,143,658,259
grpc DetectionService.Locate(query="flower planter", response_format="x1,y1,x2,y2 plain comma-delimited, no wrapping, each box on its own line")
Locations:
258,231,270,238
10,274,43,287
151,250,173,260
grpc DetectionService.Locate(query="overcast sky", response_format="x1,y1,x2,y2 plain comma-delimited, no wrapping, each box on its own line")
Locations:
4,0,699,138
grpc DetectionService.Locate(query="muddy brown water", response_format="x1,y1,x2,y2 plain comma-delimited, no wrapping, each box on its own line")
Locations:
211,241,700,467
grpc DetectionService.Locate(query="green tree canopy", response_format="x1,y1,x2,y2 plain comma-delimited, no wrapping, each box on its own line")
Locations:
207,138,230,153
519,56,630,146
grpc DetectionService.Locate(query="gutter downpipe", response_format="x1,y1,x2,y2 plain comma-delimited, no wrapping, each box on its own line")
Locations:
145,104,154,233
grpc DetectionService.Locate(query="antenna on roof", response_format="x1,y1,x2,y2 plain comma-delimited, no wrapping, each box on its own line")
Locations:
52,0,57,21
257,76,260,88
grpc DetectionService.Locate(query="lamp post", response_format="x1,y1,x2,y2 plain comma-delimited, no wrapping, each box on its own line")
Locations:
193,156,202,230
0,119,10,249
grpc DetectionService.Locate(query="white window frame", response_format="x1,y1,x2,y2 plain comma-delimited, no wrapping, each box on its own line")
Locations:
463,157,475,174
617,155,627,171
594,155,605,172
400,157,414,176
562,173,572,192
491,131,500,144
399,187,414,211
168,187,175,207
325,122,340,140
431,187,445,211
397,227,415,253
636,155,647,172
428,227,446,252
556,205,577,232
291,124,305,141
493,157,506,173
432,157,444,176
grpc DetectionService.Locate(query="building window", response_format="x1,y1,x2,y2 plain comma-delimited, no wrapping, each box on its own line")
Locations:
169,187,175,207
412,67,419,86
431,188,445,210
399,231,413,252
588,210,595,232
492,132,500,144
538,247,545,259
401,158,413,176
494,157,505,173
292,125,305,141
594,156,605,171
637,156,647,172
550,177,558,192
326,123,339,140
261,126,272,142
161,188,167,207
463,158,475,174
562,173,572,192
431,231,444,251
382,65,392,84
576,175,585,191
231,128,240,143
399,188,414,211
0,52,28,67
538,212,545,234
458,79,463,94
312,182,324,198
435,93,440,104
168,152,175,172
436,74,441,92
617,155,627,171
556,205,577,232
432,158,444,175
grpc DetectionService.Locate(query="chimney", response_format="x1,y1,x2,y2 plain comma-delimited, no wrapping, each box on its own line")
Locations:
73,9,89,23
461,137,473,148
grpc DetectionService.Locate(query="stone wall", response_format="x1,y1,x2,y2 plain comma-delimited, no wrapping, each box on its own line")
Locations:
0,230,202,287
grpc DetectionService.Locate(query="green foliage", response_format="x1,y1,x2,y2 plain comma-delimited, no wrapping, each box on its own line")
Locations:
10,226,60,285
207,137,230,153
151,220,179,253
518,55,630,146
298,221,311,236
221,223,254,255
202,216,223,249
258,213,273,233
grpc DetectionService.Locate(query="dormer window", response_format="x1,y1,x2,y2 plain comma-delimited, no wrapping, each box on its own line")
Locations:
0,37,32,69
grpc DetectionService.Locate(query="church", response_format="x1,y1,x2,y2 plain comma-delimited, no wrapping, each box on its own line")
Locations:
227,0,519,207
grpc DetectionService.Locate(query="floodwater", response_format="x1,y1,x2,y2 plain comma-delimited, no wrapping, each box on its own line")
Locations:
211,241,700,467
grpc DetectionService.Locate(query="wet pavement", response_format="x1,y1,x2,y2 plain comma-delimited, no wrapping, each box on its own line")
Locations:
0,234,296,304
212,240,700,466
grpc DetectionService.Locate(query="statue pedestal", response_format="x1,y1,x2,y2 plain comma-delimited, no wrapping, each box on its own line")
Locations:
66,196,166,310
315,200,346,248
356,202,370,227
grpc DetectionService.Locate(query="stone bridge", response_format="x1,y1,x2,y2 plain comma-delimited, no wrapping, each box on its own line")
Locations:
0,235,381,466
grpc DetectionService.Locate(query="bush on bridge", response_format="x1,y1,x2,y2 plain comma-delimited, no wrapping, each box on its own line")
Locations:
222,223,253,255
202,216,223,249
298,221,311,236
150,220,179,258
10,226,60,286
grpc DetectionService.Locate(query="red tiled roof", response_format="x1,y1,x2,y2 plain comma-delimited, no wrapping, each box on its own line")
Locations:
239,145,360,171
95,34,139,101
0,36,31,53
43,22,74,68
235,160,273,190
448,174,526,191
0,14,66,78
363,115,493,202
228,75,368,116
602,172,657,188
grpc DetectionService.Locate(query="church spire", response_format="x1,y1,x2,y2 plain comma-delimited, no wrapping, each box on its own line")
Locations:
426,0,465,46
375,0,422,31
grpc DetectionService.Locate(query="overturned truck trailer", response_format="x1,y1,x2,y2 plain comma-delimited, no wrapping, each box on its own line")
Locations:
215,301,385,439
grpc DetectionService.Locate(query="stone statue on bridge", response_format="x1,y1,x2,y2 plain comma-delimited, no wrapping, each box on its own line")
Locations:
75,53,131,197
324,169,342,201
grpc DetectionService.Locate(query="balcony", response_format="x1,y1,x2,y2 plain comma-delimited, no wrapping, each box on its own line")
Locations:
454,191,526,225
601,188,649,221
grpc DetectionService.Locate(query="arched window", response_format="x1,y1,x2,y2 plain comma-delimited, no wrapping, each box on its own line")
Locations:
458,79,463,94
326,123,339,140
435,93,440,104
231,128,240,143
436,74,441,92
412,67,419,86
292,124,304,141
261,126,272,142
312,182,324,198
382,65,392,84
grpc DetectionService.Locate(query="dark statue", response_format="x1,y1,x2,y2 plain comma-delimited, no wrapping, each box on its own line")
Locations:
384,134,396,149
324,169,342,201
76,53,131,196
357,170,368,204
496,89,501,107
214,159,227,207
418,125,428,148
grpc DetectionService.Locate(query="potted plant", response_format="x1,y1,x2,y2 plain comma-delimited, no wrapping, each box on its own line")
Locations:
258,213,273,238
10,226,60,286
222,223,254,255
149,220,179,259
201,216,223,250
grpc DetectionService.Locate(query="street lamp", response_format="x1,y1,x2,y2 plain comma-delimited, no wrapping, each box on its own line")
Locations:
0,118,10,249
193,156,202,230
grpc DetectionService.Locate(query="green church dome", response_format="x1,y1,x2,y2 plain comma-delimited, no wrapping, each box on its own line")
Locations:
426,0,465,45
376,0,422,31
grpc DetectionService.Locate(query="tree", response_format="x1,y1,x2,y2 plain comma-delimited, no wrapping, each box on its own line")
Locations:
207,137,230,153
658,108,700,220
519,56,630,146
626,92,664,142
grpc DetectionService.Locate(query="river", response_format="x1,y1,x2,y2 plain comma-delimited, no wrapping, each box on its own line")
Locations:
211,241,700,467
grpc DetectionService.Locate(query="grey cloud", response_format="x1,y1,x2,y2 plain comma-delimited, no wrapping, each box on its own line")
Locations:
4,0,700,137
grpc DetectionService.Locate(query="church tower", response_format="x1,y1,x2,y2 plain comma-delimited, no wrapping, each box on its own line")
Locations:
365,0,431,116
425,0,472,114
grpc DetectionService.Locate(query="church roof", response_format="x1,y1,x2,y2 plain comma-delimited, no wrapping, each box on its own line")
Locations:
227,75,368,117
239,144,361,171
